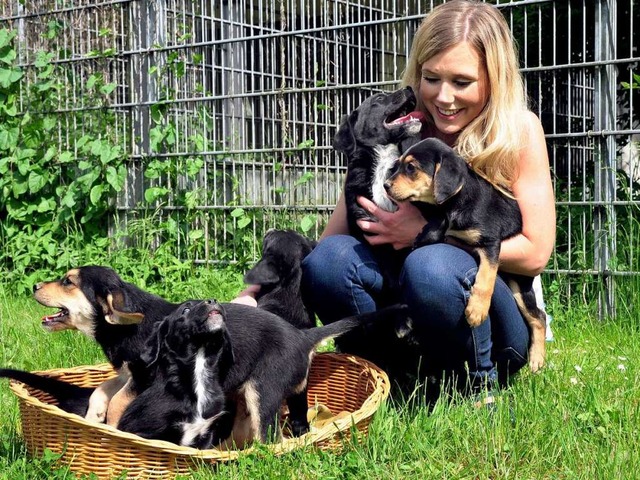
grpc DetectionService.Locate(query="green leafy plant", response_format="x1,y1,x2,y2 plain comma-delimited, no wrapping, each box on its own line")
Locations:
0,29,128,293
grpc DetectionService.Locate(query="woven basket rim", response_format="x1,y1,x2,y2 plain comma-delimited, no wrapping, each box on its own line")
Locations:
9,352,390,460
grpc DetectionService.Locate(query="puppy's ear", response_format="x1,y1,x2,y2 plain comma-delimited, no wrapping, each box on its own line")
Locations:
332,112,357,156
244,259,280,286
140,319,170,367
217,330,235,378
433,150,466,204
100,292,145,325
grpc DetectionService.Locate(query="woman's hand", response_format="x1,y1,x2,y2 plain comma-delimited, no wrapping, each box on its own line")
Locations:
230,284,260,307
356,196,427,250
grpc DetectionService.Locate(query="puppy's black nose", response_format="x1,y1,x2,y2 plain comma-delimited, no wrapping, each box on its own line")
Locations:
33,283,42,293
205,299,218,305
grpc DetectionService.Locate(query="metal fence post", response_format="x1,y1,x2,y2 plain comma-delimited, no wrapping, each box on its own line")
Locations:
130,0,164,199
593,0,618,319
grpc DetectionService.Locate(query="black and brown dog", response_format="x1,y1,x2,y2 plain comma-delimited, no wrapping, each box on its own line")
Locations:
384,137,546,372
117,299,233,447
32,266,178,424
329,88,427,383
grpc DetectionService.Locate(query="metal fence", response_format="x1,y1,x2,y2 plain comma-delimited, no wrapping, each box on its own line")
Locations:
1,0,638,317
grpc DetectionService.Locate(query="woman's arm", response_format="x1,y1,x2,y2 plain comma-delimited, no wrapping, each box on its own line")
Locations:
319,190,350,240
498,111,556,276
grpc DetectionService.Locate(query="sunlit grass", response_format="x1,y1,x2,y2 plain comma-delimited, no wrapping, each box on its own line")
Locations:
0,276,638,479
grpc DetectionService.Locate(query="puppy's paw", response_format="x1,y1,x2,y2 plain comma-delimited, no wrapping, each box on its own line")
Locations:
465,293,490,328
85,405,107,423
528,347,545,373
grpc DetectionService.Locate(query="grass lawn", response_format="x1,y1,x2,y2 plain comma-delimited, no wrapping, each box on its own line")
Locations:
0,272,639,479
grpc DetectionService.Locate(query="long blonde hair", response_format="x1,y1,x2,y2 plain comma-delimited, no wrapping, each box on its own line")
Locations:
402,0,528,188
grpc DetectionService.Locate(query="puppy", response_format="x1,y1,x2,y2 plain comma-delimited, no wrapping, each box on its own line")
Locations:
318,88,427,384
384,137,547,372
9,268,412,444
243,229,317,329
32,266,179,424
333,86,425,238
117,299,233,448
167,300,410,445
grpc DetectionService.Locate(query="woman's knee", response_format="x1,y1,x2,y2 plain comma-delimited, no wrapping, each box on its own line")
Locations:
400,244,476,310
303,235,362,286
301,234,383,317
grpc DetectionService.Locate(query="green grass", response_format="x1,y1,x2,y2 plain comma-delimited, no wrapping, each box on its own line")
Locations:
0,273,639,479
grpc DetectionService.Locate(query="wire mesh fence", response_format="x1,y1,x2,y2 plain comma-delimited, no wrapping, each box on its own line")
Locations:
1,0,638,317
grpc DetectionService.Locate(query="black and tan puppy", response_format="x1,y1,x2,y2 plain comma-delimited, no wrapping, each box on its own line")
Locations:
333,86,425,238
181,300,409,445
384,137,546,372
6,266,412,444
330,88,427,383
2,299,233,449
244,229,317,329
32,266,180,423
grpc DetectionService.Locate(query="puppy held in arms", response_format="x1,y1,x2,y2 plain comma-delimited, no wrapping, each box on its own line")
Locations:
384,138,547,372
333,86,425,239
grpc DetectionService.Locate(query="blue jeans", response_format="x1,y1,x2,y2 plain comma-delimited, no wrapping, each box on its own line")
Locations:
301,234,530,391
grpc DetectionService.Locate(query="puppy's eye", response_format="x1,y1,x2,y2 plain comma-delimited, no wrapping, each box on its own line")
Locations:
61,277,74,287
405,163,416,174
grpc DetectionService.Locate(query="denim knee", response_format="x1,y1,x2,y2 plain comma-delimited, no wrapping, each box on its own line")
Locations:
399,244,497,382
301,235,383,321
399,243,476,329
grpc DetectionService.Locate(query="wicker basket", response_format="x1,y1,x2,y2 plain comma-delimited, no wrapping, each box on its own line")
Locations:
8,352,389,479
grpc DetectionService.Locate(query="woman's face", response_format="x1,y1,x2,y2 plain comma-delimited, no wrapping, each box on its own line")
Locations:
419,42,489,137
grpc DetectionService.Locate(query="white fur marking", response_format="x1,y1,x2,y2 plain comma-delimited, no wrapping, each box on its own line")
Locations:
74,301,97,338
181,348,215,446
372,144,400,212
193,348,208,416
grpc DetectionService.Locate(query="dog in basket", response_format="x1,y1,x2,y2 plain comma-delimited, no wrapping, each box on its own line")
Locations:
1,266,411,447
31,266,179,424
384,137,547,372
120,298,409,446
116,299,233,447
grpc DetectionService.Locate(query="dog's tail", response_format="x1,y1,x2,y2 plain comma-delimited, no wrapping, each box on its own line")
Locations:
0,368,93,417
303,303,411,345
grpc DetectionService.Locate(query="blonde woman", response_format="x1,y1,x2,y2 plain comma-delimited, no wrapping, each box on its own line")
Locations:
300,0,556,401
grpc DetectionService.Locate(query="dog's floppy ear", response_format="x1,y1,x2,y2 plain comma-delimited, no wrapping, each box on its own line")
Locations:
140,318,171,367
244,259,280,286
332,112,358,156
217,329,236,379
433,149,466,204
100,291,145,325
